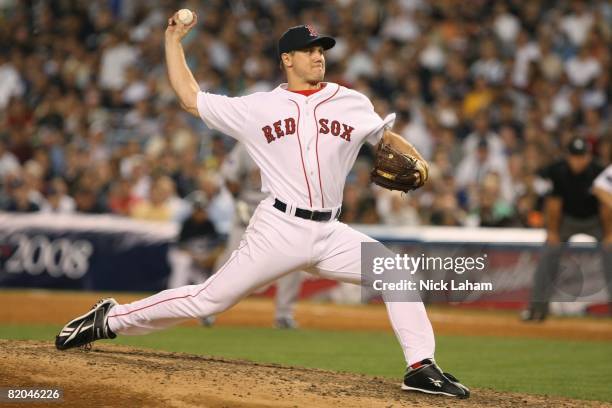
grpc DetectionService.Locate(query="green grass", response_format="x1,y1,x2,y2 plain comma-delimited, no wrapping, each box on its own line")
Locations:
1,324,611,402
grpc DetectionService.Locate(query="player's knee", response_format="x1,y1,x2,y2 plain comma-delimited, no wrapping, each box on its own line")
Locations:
196,295,233,317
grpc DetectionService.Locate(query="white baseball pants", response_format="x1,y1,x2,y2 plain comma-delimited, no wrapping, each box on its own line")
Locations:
214,210,304,321
107,197,435,365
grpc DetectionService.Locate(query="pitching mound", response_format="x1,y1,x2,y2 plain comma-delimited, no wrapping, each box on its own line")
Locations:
1,340,604,408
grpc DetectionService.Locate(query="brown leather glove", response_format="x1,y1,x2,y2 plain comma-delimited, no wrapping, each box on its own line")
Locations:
370,142,428,192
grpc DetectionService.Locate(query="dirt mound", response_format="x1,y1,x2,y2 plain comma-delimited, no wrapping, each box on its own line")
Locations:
1,340,606,408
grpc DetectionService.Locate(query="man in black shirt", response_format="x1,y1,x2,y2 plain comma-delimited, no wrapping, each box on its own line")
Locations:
167,191,224,291
523,138,612,321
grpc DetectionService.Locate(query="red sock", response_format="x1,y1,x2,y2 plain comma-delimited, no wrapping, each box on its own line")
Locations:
410,358,432,370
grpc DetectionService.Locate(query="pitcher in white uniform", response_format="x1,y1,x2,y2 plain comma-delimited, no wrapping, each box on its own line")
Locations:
55,12,470,398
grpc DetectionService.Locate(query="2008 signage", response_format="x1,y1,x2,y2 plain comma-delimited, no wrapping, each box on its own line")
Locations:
2,233,93,279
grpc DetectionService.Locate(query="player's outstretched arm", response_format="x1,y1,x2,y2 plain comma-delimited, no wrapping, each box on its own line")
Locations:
381,129,429,183
165,11,200,117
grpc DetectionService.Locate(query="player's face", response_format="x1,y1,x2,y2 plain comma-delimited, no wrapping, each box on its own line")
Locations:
287,45,326,84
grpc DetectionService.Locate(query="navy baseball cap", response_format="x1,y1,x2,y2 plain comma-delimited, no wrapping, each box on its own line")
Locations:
278,25,335,58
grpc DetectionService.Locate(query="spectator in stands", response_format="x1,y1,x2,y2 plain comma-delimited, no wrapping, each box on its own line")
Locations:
196,171,233,234
456,139,513,206
430,192,465,227
356,195,380,224
463,112,506,163
0,138,20,180
523,138,611,321
396,110,434,161
108,178,139,216
462,78,494,120
73,184,106,214
99,29,139,91
130,176,177,222
377,190,420,226
0,0,609,235
121,154,151,201
471,174,515,227
343,161,381,224
0,52,24,109
6,179,39,212
40,178,75,214
494,99,524,139
470,39,506,86
565,45,602,88
22,160,46,207
560,1,594,47
340,184,361,224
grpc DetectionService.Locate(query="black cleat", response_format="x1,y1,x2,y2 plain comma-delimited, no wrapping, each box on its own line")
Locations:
55,298,118,351
402,359,470,398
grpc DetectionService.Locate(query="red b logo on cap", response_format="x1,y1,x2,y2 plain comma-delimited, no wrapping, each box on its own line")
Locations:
305,24,318,37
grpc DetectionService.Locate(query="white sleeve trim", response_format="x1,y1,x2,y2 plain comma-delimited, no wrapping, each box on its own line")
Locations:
367,113,396,145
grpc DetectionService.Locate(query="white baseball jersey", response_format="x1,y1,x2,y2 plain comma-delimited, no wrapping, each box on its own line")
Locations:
593,165,612,194
197,82,395,209
108,82,435,367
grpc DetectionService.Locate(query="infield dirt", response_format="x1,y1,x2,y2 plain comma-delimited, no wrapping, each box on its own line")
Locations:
2,340,609,408
1,291,611,407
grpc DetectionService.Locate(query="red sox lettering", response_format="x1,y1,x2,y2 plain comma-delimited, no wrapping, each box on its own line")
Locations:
262,117,355,144
318,119,354,141
262,118,297,143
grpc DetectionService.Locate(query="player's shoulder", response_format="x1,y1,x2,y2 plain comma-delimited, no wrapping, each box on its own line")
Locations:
239,90,271,101
334,84,369,100
331,83,373,106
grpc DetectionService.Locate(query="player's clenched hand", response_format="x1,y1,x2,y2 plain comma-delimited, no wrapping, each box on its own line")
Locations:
165,11,198,42
414,160,429,184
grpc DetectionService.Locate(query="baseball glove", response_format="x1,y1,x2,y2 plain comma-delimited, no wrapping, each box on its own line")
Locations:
370,142,428,192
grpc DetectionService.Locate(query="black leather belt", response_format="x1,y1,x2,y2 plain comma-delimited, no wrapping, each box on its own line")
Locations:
273,199,341,222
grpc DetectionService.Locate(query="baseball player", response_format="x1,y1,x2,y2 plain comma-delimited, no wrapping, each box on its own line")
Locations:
56,13,470,398
214,142,304,329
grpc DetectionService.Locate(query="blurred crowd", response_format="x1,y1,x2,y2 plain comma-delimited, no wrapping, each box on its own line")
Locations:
0,0,610,232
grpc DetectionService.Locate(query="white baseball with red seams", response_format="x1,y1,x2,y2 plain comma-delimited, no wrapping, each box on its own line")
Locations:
107,82,436,365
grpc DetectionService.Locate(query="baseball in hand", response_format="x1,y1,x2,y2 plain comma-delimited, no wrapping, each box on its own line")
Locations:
177,9,194,25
